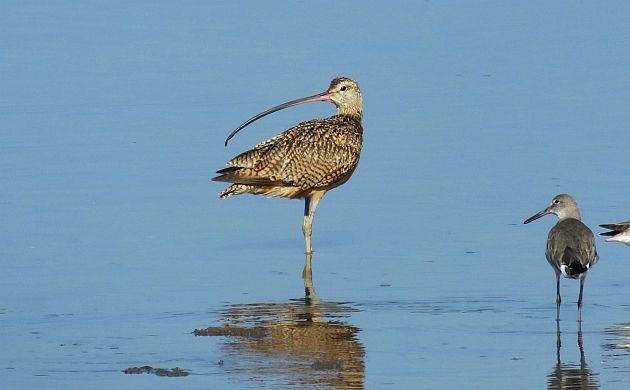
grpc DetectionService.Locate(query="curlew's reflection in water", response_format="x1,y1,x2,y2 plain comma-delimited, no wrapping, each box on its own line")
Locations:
548,321,599,389
195,254,365,389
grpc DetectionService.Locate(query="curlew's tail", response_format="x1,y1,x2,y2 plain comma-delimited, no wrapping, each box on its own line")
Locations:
212,167,303,199
218,184,250,199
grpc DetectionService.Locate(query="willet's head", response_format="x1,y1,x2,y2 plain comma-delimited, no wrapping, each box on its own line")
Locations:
523,194,582,224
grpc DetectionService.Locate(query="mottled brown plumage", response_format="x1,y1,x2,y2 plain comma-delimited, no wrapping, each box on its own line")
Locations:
213,77,363,255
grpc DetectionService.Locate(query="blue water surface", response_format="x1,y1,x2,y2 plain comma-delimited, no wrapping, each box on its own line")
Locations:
2,1,630,389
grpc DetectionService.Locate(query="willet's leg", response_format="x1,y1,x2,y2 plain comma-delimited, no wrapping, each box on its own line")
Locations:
555,319,561,363
578,276,585,322
577,321,584,361
555,273,561,320
302,191,325,255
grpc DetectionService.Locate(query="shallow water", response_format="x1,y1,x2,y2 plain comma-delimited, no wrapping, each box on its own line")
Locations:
3,1,630,389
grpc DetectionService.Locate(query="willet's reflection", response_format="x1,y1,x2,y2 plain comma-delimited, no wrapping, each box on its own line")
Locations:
603,322,630,352
195,254,365,389
548,322,599,389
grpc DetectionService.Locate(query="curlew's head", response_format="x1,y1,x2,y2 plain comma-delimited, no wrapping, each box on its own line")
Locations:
326,77,362,118
224,77,362,146
524,194,582,224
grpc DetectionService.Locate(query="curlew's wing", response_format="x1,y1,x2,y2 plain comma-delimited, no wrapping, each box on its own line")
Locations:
213,116,363,190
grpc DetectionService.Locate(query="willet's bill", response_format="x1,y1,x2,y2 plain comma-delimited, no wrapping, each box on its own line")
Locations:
524,194,599,321
599,221,630,246
213,77,363,256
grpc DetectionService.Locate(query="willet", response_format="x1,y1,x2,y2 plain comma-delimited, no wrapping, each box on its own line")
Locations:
213,77,363,256
524,194,599,321
600,220,630,246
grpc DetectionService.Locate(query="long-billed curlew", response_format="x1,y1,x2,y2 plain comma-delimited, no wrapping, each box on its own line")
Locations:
213,77,363,255
600,220,630,246
523,194,599,321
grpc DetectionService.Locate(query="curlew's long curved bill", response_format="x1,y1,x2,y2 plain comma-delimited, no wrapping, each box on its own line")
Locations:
224,91,332,146
523,207,552,224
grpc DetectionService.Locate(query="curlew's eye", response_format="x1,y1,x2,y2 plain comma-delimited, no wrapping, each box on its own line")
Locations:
340,86,347,92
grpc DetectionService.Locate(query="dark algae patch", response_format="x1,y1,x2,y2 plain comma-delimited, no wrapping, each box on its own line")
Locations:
123,366,188,377
194,325,268,338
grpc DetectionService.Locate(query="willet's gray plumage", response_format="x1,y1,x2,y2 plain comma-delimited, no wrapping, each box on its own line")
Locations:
213,77,363,256
600,220,630,246
523,194,599,321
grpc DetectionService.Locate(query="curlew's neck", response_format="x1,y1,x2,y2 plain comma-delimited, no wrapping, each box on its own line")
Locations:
335,103,362,118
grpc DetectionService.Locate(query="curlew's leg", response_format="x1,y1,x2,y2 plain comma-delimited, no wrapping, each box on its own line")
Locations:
303,253,316,300
577,276,585,322
302,191,325,255
303,198,313,254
